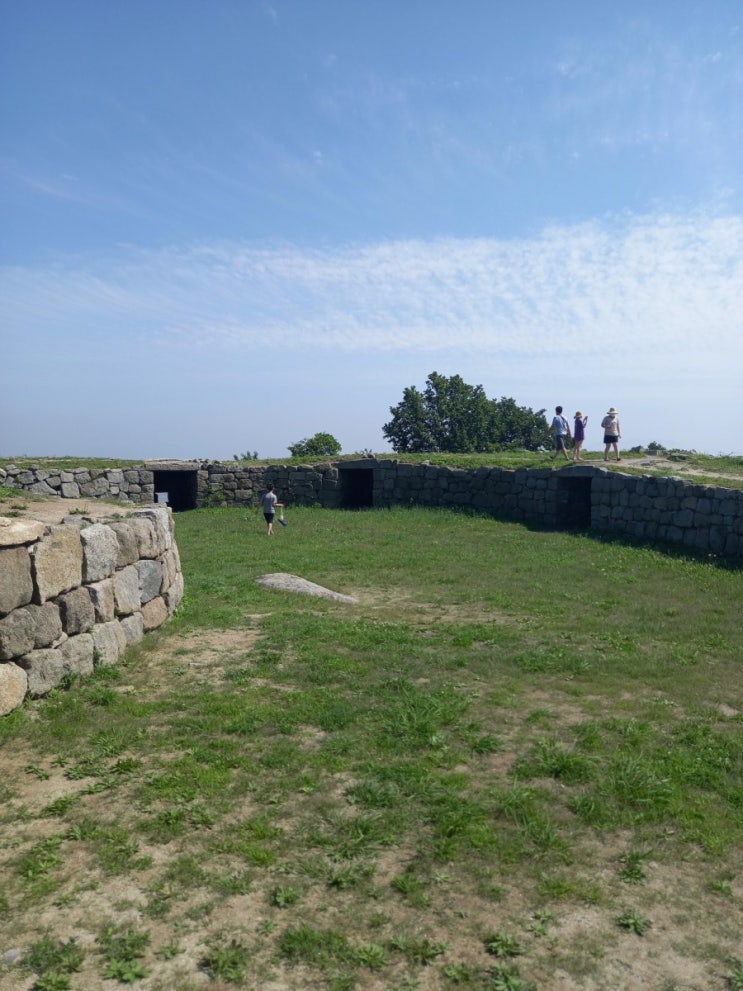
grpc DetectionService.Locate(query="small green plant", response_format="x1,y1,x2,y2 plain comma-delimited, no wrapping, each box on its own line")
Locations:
96,926,150,964
270,884,299,907
203,484,226,507
391,872,430,907
155,943,182,960
26,935,85,988
443,962,474,982
41,795,79,818
66,818,99,841
83,683,117,706
484,930,522,958
278,926,351,967
102,959,148,983
33,973,72,991
618,850,647,884
354,943,386,969
528,908,554,936
388,934,447,965
94,827,151,874
469,732,503,754
726,958,743,991
18,836,64,879
328,863,373,889
488,962,530,990
200,939,250,982
709,877,734,897
24,763,51,780
617,909,652,936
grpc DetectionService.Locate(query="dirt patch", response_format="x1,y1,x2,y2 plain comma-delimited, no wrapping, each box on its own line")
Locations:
0,492,141,526
580,453,743,485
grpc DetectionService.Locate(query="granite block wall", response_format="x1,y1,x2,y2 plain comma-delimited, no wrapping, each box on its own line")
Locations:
0,507,183,715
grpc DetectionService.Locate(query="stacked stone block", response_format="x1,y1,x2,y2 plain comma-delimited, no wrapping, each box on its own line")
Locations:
0,507,183,715
590,472,743,556
201,462,341,508
3,459,742,560
0,464,155,504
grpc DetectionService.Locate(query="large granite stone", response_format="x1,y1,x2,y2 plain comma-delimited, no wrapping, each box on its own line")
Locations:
29,525,83,603
138,559,163,604
114,566,140,616
59,587,95,636
80,523,119,583
0,662,28,715
93,621,127,667
20,634,94,696
0,517,45,548
0,547,34,616
0,608,36,660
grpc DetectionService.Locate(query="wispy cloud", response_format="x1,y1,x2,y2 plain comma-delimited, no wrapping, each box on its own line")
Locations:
546,20,742,159
3,211,742,363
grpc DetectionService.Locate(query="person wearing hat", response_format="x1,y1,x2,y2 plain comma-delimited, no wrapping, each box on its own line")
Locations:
601,407,621,462
573,411,588,461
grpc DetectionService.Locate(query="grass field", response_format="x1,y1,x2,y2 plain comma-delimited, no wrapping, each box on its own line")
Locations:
1,505,742,990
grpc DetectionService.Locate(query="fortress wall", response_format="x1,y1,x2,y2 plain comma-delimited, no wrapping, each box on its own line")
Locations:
0,465,155,504
0,506,183,715
4,459,742,562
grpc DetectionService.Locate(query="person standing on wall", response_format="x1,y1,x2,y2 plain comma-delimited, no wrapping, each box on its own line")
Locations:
261,484,284,536
550,406,572,460
601,407,621,462
573,411,588,461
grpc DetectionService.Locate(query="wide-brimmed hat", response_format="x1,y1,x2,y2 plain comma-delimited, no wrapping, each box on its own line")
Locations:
606,407,618,415
574,411,583,418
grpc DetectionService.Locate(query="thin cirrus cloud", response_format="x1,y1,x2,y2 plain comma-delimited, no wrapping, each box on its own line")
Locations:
4,210,741,360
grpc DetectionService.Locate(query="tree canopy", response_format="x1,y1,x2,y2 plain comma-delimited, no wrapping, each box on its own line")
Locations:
382,372,551,453
288,432,342,459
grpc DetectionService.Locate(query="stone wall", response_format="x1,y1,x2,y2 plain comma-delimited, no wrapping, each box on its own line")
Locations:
590,470,743,556
200,462,342,508
363,460,743,557
0,464,155,504
0,507,183,715
4,459,743,560
369,462,557,523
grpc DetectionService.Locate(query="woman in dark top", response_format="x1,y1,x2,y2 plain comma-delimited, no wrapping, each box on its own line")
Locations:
573,411,588,461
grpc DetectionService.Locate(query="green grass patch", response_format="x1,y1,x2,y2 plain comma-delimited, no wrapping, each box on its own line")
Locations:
1,504,741,989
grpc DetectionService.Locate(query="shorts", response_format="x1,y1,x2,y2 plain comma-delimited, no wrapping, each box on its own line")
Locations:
603,434,619,444
264,512,275,523
555,435,568,451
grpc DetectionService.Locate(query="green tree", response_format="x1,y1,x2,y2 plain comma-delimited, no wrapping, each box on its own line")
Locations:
383,372,550,453
288,432,342,459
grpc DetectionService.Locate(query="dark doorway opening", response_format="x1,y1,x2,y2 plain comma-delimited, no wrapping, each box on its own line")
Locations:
340,468,374,509
152,470,198,512
556,476,592,530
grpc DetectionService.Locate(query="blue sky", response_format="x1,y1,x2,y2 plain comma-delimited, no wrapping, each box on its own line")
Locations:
2,0,742,459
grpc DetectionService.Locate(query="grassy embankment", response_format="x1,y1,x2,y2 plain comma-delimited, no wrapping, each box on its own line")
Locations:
2,449,743,489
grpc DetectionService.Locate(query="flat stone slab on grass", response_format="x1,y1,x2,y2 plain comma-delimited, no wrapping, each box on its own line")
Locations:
256,573,358,604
